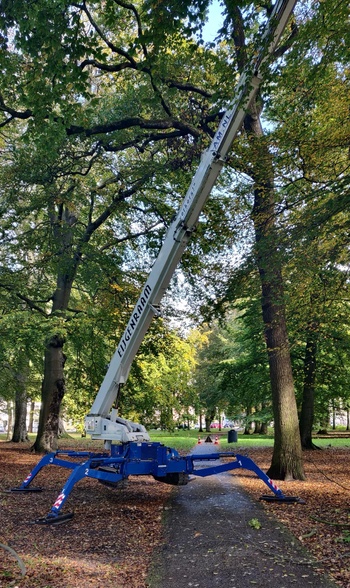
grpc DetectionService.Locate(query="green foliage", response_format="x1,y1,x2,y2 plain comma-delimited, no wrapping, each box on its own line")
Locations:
1,0,350,444
120,323,200,428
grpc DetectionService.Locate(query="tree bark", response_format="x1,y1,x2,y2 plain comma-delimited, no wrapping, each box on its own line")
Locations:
58,416,70,438
261,422,268,435
244,109,304,480
332,400,336,430
317,400,329,433
299,331,319,449
28,400,35,433
252,96,302,472
254,421,262,434
11,370,29,443
225,0,304,480
6,401,13,441
243,405,253,434
32,207,76,453
205,409,215,432
32,334,66,453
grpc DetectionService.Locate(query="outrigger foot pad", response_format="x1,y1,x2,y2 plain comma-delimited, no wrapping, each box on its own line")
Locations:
10,486,43,493
260,494,306,504
33,512,74,525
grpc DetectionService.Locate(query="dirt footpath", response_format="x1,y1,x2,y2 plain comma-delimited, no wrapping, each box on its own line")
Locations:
148,445,338,588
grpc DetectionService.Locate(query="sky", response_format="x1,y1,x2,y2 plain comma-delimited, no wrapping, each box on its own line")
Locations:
201,0,224,43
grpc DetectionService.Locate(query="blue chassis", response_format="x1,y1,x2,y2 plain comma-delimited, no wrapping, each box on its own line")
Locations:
13,441,289,522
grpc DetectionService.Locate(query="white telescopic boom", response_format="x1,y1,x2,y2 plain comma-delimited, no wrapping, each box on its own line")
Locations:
88,0,297,419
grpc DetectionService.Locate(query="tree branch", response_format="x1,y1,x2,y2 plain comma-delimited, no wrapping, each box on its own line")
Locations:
67,116,201,139
0,282,50,316
166,79,212,98
82,0,138,67
79,58,134,72
273,21,299,59
0,93,32,126
100,221,162,251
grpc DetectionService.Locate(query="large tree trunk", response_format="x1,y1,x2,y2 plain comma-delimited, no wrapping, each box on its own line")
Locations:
32,334,66,453
251,135,304,479
299,331,318,449
332,400,336,430
243,107,304,479
32,207,77,453
225,1,304,480
12,370,29,443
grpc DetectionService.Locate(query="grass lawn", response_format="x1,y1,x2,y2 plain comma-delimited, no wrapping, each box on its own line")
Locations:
148,429,350,451
1,429,349,452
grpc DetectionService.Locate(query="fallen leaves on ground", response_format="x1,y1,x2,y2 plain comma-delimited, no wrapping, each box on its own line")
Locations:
230,445,350,588
0,440,349,588
0,440,173,588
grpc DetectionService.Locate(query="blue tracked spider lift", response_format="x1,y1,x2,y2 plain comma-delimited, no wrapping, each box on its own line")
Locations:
11,0,304,524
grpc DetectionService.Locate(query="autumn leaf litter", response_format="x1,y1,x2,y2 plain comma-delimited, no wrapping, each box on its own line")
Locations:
0,441,349,588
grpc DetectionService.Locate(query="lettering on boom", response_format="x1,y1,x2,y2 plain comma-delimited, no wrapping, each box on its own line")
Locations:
178,111,233,222
178,182,197,223
210,111,231,156
117,284,152,358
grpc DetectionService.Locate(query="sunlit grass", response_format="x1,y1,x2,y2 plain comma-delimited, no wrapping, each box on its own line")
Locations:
1,430,349,452
148,430,350,452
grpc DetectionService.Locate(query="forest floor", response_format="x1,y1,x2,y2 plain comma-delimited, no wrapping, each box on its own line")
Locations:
0,440,349,588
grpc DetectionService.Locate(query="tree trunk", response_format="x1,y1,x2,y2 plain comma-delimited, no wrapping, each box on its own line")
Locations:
32,334,66,453
299,331,318,449
261,422,268,435
317,401,329,433
6,401,13,441
225,1,304,480
32,209,77,453
243,405,253,434
254,421,262,434
58,416,70,438
28,400,35,433
346,407,350,432
332,400,336,430
12,370,29,443
199,411,203,432
247,112,304,480
205,409,215,433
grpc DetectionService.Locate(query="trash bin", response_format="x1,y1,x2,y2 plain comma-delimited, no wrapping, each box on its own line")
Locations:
228,429,237,443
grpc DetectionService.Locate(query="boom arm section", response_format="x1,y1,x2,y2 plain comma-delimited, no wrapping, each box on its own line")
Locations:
85,0,297,444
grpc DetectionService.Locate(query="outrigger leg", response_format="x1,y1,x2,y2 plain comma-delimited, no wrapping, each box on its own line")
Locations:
32,454,127,525
9,445,304,525
10,452,56,493
190,452,305,504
